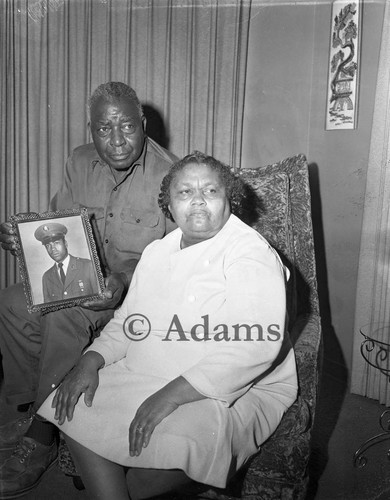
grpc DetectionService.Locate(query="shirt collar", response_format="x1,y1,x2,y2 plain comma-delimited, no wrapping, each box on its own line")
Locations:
58,254,70,272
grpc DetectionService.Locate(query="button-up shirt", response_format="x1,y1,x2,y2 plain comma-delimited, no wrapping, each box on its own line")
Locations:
50,138,178,281
57,255,70,277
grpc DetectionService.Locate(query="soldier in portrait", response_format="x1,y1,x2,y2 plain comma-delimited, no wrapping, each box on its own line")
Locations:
34,223,98,303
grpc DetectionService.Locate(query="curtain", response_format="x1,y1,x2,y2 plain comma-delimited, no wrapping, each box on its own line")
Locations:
351,1,390,405
0,0,252,289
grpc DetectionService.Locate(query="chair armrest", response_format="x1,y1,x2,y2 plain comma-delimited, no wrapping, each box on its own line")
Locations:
291,313,321,410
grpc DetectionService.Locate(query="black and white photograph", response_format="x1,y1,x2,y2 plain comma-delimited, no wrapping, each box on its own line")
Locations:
1,1,390,500
10,209,104,312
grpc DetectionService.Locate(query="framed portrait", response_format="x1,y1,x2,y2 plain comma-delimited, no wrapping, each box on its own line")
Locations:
10,208,105,313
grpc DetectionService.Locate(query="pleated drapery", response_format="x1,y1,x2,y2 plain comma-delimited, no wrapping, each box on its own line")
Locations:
351,1,390,405
0,0,252,288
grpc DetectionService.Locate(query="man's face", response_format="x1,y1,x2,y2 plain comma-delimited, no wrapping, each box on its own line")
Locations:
45,238,68,263
90,96,146,171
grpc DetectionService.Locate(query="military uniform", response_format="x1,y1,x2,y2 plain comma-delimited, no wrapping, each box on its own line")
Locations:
34,222,98,303
41,256,97,303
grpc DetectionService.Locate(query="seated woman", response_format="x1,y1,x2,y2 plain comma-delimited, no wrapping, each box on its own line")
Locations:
38,151,298,500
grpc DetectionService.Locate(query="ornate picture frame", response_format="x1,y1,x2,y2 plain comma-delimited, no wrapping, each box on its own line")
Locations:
326,0,362,130
10,208,105,313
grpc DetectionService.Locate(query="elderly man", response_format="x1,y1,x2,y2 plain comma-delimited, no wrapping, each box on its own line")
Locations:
34,222,98,303
0,82,177,497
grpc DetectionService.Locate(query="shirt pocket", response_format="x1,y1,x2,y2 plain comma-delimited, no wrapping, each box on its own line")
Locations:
120,208,160,228
89,207,105,220
116,208,161,253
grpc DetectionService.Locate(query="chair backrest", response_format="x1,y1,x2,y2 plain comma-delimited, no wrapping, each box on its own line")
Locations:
200,156,321,500
239,154,319,338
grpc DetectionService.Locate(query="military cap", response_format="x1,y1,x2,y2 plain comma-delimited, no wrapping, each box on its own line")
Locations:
34,223,68,244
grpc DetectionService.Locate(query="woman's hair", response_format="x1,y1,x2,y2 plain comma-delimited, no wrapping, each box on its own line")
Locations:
88,82,143,118
158,151,246,222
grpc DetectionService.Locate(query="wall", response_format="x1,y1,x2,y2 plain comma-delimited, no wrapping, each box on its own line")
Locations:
241,0,386,384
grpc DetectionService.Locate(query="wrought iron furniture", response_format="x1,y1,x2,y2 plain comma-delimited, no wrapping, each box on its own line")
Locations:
353,324,390,468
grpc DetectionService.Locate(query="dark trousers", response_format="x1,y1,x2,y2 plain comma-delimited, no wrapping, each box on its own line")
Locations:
0,283,114,409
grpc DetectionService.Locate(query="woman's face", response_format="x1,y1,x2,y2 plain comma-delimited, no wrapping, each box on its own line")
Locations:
168,162,231,248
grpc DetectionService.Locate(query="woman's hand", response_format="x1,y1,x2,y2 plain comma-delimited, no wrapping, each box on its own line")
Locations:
129,391,179,457
128,376,205,457
51,351,105,425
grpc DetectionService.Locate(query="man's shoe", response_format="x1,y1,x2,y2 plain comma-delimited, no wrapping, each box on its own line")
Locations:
0,437,58,499
0,411,34,451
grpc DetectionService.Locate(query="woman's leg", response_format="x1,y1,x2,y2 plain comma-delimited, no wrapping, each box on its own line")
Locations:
65,435,130,500
126,467,195,500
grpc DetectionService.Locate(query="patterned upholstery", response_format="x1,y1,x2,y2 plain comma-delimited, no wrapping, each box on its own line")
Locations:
191,154,322,499
58,154,322,500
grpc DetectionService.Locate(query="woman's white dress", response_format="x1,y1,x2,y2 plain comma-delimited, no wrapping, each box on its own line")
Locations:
38,214,297,488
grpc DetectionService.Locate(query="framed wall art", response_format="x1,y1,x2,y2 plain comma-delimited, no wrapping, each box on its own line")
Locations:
326,0,362,130
10,208,105,313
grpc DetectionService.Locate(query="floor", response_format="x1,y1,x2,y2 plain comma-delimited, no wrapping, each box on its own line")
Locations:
1,360,390,499
308,369,390,500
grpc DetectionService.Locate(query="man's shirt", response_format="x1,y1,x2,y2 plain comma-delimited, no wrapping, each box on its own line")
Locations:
57,254,70,276
50,138,178,279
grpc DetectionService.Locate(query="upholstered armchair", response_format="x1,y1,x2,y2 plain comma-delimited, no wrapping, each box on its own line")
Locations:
58,154,322,500
187,154,322,499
